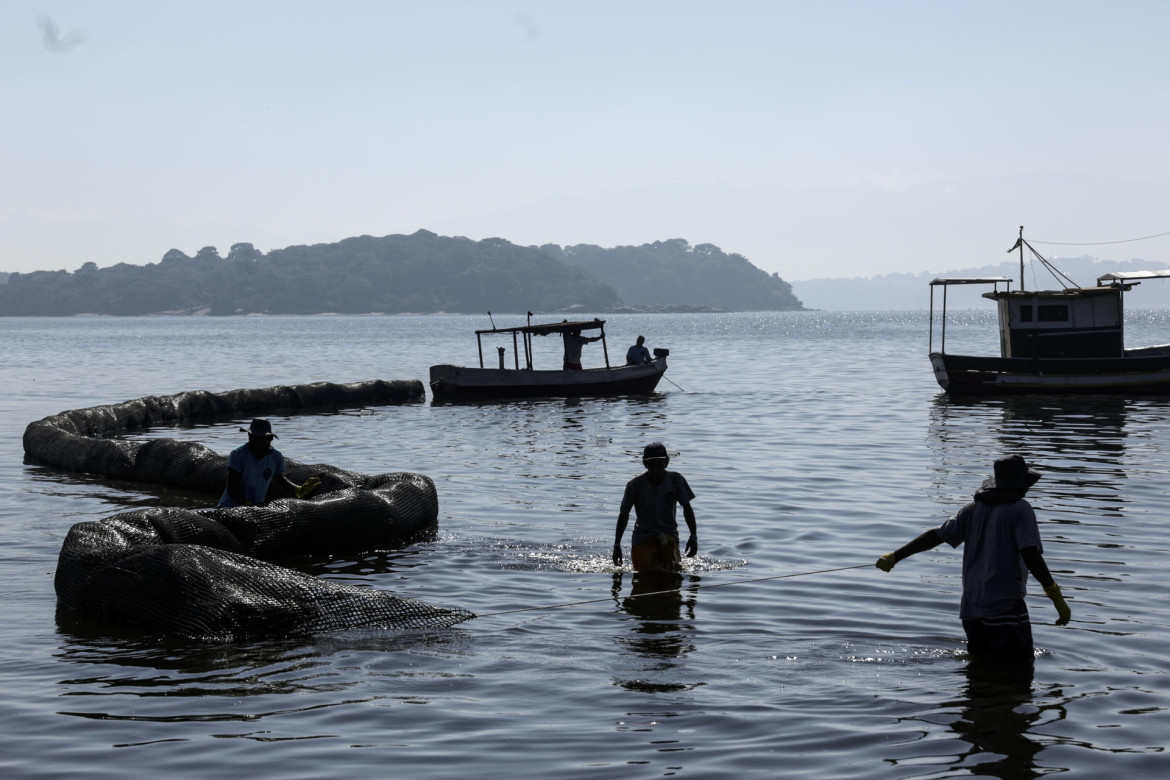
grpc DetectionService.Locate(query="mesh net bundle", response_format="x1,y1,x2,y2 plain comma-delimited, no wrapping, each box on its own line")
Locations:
29,380,475,640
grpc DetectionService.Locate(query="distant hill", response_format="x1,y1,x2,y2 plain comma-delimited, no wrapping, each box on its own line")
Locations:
794,255,1170,310
544,238,801,312
0,231,803,316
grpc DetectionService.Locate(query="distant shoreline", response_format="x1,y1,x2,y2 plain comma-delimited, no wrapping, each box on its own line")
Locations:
59,303,792,317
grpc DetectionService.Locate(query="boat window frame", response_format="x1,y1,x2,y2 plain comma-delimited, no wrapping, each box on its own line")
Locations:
928,277,1014,354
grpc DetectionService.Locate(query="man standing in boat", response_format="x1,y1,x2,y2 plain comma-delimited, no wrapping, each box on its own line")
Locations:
614,441,698,572
874,454,1072,662
218,418,321,507
562,327,601,371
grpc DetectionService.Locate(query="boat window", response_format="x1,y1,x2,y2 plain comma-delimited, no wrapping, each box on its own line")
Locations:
1019,305,1033,323
1038,304,1069,322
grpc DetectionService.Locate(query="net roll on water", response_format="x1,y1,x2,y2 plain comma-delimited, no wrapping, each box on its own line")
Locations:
27,380,474,640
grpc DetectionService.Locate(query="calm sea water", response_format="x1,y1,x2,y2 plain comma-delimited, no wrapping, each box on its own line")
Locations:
2,311,1169,779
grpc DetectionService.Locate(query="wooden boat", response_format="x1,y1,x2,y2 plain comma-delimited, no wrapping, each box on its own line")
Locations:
929,229,1170,394
430,316,668,400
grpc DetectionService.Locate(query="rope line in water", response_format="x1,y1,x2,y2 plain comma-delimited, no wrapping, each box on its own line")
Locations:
475,562,871,618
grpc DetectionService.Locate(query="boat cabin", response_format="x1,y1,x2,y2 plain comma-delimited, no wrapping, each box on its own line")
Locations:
985,284,1126,359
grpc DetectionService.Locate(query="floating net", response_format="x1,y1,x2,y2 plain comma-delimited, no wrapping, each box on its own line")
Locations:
28,380,475,640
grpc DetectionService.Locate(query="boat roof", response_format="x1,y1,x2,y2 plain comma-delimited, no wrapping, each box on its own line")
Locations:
929,277,1014,287
1097,270,1170,284
475,318,606,337
982,286,1123,300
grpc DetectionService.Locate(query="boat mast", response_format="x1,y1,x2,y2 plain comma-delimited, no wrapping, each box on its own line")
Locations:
1017,225,1025,290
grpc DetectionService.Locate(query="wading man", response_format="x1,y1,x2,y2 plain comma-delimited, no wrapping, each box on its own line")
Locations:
614,441,698,572
875,454,1072,662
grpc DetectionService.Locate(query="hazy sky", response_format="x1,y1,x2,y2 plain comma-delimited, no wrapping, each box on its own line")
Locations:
6,1,1170,281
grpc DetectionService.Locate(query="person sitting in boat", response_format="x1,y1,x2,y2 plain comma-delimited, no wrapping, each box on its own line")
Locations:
562,328,601,371
613,441,698,573
626,335,652,365
218,418,321,507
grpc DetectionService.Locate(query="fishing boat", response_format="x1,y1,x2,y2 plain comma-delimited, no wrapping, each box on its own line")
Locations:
430,315,669,400
929,228,1170,394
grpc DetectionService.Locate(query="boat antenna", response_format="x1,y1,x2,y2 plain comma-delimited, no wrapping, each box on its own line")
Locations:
1007,226,1080,290
487,311,496,329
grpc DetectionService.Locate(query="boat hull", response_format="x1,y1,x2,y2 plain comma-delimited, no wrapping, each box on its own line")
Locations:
429,358,668,400
930,347,1170,394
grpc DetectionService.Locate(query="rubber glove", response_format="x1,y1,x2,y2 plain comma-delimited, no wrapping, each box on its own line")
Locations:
685,535,698,557
875,553,897,572
1044,582,1072,626
612,543,623,566
295,476,321,499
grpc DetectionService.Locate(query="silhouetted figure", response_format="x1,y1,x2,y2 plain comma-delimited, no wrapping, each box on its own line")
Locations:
876,455,1071,662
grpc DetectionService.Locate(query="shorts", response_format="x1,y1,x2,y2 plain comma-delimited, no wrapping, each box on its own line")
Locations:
962,606,1034,663
563,362,583,371
632,534,681,573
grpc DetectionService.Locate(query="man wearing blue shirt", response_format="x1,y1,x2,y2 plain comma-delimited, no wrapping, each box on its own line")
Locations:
218,418,320,507
875,455,1072,662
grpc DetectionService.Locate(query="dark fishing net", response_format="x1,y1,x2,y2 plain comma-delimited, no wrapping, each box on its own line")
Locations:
33,380,475,640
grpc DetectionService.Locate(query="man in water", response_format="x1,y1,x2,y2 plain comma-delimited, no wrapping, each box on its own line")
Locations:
218,418,321,507
562,328,601,371
614,441,698,572
626,335,652,365
875,454,1072,662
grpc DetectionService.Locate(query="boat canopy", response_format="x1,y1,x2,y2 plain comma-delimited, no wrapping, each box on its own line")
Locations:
929,277,1013,287
474,317,611,370
1097,270,1170,285
475,318,605,337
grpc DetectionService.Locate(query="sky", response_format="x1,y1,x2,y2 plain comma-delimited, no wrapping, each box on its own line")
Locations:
5,0,1170,281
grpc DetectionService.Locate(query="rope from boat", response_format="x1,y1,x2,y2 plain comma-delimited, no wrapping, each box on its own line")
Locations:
1031,229,1170,246
475,563,871,618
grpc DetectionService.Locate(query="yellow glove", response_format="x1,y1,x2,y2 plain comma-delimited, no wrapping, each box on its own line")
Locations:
295,476,321,499
1044,582,1071,626
875,552,897,572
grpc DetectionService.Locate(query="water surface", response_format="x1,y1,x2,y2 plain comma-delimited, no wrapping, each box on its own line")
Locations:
1,312,1168,778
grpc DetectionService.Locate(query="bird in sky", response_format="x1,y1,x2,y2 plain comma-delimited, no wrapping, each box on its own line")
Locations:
38,15,84,53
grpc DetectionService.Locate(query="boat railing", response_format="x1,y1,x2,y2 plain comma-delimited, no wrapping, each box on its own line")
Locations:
929,277,1013,354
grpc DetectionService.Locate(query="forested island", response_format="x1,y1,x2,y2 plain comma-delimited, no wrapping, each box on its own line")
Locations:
0,231,803,316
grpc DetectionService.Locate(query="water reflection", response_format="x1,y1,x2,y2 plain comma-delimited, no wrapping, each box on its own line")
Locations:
944,660,1048,779
49,624,469,728
610,572,699,694
928,395,1137,515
